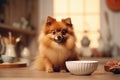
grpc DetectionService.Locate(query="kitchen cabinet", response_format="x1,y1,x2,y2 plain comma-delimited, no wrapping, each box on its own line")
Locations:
0,0,38,36
0,0,39,58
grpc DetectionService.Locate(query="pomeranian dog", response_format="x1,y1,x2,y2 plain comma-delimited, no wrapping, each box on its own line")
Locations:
33,16,79,72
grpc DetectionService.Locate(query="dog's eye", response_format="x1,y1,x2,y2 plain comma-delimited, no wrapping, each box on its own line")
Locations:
52,31,56,35
61,30,67,35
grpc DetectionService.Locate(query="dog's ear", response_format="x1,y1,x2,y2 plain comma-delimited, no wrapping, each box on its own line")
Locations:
62,18,72,27
46,16,56,26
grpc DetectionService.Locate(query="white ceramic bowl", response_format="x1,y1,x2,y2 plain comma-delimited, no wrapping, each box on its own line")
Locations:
2,55,14,63
66,60,98,75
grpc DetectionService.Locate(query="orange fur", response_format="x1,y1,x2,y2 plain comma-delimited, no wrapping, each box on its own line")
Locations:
33,16,79,72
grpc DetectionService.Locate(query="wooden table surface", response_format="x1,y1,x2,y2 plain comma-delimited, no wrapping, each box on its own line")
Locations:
0,57,120,80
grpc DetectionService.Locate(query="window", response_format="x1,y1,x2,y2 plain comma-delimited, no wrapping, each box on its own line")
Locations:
53,0,100,48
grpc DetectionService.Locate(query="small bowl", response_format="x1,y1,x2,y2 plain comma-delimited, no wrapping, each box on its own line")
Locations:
2,55,15,63
66,60,98,75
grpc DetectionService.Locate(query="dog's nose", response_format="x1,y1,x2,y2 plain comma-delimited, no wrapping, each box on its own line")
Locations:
57,36,62,40
55,36,63,41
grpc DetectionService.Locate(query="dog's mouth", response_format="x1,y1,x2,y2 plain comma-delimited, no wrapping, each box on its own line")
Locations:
54,36,66,43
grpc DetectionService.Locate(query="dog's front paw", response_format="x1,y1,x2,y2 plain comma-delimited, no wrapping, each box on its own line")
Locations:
46,68,54,73
60,69,67,73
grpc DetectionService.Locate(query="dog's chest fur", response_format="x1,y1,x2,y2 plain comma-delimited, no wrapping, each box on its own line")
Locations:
40,42,72,67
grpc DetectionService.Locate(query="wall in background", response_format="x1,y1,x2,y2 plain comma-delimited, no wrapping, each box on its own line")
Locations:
100,0,120,47
38,0,53,32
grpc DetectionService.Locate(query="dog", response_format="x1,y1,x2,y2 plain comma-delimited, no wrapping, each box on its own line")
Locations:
33,16,79,72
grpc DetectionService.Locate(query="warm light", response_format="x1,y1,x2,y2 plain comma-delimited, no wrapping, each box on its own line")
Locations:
54,0,100,48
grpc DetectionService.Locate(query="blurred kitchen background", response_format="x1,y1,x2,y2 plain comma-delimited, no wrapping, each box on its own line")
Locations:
0,0,120,63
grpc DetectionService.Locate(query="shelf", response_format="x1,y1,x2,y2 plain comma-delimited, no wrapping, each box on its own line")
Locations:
0,62,27,68
0,23,36,36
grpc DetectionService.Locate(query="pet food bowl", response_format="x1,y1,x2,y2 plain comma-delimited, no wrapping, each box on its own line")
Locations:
65,60,98,75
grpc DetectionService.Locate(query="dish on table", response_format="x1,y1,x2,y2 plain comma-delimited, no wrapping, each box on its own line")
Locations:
104,60,120,74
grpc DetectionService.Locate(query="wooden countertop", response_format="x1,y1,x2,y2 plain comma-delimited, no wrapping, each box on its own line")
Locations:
0,57,120,80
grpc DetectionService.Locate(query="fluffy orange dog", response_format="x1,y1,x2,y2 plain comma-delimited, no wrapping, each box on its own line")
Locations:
33,16,79,72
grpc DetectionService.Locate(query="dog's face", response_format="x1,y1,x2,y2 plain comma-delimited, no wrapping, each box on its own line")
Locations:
43,16,75,44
